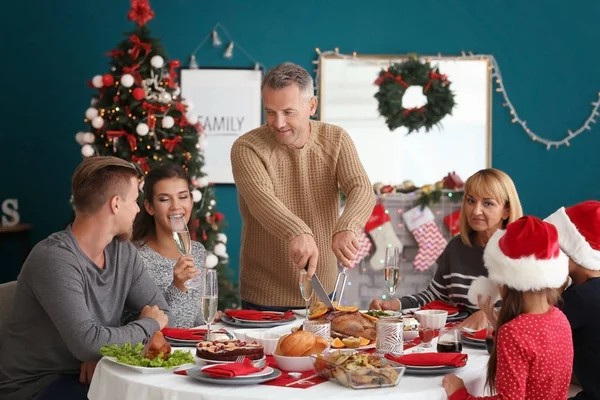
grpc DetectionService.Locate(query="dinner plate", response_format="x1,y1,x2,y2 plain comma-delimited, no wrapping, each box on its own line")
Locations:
403,365,465,375
186,365,282,385
165,330,234,346
461,335,487,349
446,310,469,321
221,315,296,328
195,355,267,365
231,312,297,324
200,364,275,379
103,356,195,374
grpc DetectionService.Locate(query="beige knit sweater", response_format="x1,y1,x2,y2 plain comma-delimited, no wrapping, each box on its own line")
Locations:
231,120,375,307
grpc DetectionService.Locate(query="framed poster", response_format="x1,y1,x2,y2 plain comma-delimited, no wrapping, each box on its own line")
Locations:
180,68,263,183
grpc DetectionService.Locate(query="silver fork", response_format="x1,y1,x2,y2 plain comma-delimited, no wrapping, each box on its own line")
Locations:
332,264,348,305
235,356,245,363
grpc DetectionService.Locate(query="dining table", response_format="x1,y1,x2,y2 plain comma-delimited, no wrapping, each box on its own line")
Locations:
88,317,491,400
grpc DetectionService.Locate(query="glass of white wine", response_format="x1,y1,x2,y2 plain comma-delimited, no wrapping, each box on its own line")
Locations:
169,215,202,289
299,271,314,320
384,246,401,297
202,269,219,340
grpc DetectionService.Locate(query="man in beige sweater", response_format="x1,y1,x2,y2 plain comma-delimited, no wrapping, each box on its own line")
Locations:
231,62,375,309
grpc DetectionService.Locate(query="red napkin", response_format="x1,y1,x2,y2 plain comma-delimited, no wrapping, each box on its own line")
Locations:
462,329,487,340
225,310,294,321
201,359,264,378
386,352,468,367
419,300,460,315
161,328,226,341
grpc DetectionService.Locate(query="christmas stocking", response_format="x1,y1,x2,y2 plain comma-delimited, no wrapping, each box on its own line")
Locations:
365,203,404,271
403,206,447,271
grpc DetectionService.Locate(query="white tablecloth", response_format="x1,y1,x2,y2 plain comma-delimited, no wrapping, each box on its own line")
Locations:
88,320,490,400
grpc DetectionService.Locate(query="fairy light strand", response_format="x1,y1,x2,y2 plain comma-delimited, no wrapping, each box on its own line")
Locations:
312,49,599,150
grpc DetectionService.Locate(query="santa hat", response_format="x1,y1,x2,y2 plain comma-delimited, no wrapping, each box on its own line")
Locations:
544,201,600,271
474,216,568,298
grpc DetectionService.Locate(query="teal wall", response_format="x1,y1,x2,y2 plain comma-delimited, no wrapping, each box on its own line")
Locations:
1,0,599,282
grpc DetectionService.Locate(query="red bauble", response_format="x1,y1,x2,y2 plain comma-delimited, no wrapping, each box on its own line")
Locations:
102,74,114,87
132,87,146,101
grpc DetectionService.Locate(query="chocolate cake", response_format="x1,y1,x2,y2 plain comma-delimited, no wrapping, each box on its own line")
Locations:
195,339,264,361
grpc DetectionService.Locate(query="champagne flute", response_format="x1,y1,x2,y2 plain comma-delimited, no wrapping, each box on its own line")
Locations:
202,269,219,340
384,246,401,297
169,215,202,289
299,271,314,320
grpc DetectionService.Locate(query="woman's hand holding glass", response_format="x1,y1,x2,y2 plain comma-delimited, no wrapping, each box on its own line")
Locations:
172,256,200,292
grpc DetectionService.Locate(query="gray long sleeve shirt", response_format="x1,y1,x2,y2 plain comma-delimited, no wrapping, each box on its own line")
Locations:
0,225,172,399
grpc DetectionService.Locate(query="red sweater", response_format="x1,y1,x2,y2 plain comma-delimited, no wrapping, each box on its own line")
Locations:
450,307,573,400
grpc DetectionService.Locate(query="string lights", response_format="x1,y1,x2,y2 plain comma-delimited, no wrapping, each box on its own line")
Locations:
313,49,599,150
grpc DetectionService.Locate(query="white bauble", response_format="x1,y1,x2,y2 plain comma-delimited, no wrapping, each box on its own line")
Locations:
92,75,104,88
197,135,207,151
158,92,172,104
91,116,104,129
191,189,202,203
186,114,198,124
83,132,96,144
210,199,216,206
111,66,116,72
213,243,227,257
174,87,181,96
81,144,95,157
183,100,193,111
136,123,149,136
197,176,209,188
90,97,98,106
120,74,134,88
205,254,218,268
161,116,175,129
216,233,227,244
75,132,85,145
85,107,98,120
150,55,164,69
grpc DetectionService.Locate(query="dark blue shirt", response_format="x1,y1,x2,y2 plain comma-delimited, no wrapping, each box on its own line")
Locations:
563,277,600,400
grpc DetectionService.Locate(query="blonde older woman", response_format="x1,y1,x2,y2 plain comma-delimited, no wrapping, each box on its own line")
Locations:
369,168,523,330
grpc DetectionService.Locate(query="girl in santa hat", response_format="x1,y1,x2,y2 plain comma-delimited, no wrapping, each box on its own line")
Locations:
442,216,573,400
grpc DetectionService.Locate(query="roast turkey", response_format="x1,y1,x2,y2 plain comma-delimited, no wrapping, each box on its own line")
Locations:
142,331,172,360
319,311,377,341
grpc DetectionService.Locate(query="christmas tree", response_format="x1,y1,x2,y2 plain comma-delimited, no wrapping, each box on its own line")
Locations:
75,0,238,309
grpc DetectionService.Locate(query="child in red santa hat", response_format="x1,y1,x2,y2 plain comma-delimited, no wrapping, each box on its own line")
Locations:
442,215,573,400
546,200,600,400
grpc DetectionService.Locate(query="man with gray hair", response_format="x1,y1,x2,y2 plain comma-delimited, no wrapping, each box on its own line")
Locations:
231,62,375,310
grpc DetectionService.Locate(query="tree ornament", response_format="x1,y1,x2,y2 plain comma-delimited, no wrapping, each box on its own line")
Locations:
150,55,164,68
92,75,104,88
85,107,98,120
205,254,218,268
158,92,172,104
213,243,227,257
197,135,207,151
132,87,145,100
120,74,135,88
81,144,95,157
191,189,202,203
216,233,227,244
136,123,149,136
75,132,86,145
102,74,114,87
83,132,96,144
91,116,104,129
197,176,209,188
161,116,175,128
186,113,199,124
374,56,455,133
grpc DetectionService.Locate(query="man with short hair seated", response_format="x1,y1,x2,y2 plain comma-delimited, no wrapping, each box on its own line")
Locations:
0,156,172,400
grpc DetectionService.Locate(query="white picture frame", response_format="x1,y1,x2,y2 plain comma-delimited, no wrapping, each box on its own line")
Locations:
180,68,263,183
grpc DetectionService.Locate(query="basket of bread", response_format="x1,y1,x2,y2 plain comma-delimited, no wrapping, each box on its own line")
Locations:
310,350,405,389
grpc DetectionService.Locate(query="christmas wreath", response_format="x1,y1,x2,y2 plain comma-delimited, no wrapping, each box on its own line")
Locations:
374,56,456,133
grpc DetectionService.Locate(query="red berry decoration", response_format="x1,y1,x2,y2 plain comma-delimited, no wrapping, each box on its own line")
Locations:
102,74,114,87
132,87,146,101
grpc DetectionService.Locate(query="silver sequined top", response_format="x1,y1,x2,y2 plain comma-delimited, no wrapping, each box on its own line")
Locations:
137,241,206,328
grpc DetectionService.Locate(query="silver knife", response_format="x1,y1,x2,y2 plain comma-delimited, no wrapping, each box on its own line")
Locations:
305,264,335,310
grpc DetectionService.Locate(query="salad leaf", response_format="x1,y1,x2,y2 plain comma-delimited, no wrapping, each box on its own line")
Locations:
100,342,194,368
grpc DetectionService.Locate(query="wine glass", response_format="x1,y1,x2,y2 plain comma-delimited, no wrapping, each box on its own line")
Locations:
169,215,202,289
202,269,219,340
299,271,314,320
383,246,401,297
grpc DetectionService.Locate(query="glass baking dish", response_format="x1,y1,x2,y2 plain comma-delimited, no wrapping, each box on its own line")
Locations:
310,350,406,389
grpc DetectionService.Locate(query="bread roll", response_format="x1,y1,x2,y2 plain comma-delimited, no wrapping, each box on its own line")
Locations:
302,336,329,356
277,330,316,357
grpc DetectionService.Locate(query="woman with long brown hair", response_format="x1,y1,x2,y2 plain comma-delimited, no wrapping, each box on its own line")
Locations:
443,216,573,399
